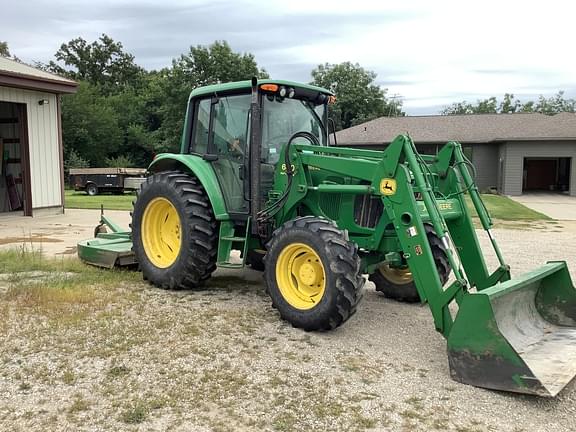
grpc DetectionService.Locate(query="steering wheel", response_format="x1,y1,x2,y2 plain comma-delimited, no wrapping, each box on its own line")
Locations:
281,131,321,177
287,131,320,147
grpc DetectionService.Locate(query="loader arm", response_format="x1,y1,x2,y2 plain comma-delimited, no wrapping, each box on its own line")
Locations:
265,134,576,396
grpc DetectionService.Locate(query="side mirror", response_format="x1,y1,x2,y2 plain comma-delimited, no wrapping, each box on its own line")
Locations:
328,118,338,146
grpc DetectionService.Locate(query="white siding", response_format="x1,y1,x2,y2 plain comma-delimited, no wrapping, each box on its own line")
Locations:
0,86,62,209
502,141,576,196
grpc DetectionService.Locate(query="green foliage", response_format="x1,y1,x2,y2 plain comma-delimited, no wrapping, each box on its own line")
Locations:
48,34,144,95
55,37,269,164
441,92,576,115
0,41,10,57
533,91,576,114
105,155,135,168
152,41,269,152
61,82,123,167
311,62,403,130
65,149,90,171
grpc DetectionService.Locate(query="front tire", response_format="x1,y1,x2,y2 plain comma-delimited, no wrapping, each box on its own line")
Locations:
132,171,218,289
369,224,450,303
264,216,364,331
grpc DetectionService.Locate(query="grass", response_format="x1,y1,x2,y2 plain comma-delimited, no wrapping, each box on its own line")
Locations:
0,247,140,316
68,396,90,414
66,186,549,222
120,402,148,424
65,189,134,211
464,193,551,221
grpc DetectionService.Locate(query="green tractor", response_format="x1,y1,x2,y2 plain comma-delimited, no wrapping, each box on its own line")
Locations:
79,78,576,396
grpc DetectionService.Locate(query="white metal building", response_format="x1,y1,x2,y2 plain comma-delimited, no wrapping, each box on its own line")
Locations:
0,57,77,216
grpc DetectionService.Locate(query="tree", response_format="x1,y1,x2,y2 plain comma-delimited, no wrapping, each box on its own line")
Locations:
152,41,268,152
0,41,10,57
533,91,576,114
65,149,90,172
105,155,135,168
48,34,144,94
61,82,123,166
441,92,575,115
311,62,403,130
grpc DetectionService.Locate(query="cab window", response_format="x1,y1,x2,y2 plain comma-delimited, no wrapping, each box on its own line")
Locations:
209,94,251,213
191,98,211,154
261,96,326,164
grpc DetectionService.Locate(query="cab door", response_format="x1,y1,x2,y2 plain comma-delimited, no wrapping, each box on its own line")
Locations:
189,93,251,215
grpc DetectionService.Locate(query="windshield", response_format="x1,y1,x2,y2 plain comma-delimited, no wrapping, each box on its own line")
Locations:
261,95,327,164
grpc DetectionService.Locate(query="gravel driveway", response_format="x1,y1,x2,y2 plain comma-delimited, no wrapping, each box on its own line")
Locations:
1,227,575,431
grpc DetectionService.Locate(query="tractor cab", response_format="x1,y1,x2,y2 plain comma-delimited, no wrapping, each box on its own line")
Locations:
183,80,332,216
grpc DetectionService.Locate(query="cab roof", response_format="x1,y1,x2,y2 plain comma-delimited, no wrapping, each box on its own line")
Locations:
189,79,334,100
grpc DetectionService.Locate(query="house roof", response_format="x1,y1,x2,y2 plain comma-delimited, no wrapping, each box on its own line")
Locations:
336,112,576,146
0,56,77,94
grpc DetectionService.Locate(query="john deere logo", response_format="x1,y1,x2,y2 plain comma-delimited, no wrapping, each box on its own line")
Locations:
380,178,397,196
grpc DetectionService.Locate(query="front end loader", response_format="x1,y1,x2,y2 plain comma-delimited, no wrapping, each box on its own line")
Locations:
78,78,576,396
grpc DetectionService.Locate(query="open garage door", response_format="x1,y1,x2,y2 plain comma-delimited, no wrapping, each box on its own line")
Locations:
0,102,32,216
523,157,571,193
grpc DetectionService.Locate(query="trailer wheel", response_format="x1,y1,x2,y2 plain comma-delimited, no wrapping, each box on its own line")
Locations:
132,171,218,289
264,216,364,331
370,225,450,303
86,183,98,196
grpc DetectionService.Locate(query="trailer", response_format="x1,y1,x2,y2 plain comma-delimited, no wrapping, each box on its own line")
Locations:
69,168,147,196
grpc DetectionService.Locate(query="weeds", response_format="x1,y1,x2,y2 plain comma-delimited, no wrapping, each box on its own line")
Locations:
121,402,148,424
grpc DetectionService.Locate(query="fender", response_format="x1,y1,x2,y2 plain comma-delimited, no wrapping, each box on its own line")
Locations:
148,154,229,220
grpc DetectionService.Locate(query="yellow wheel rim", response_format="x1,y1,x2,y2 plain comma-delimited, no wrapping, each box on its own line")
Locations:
378,264,413,285
276,243,326,310
142,197,182,268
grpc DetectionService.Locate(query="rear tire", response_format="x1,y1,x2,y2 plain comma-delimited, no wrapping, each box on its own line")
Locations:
264,216,364,331
369,224,450,303
132,171,218,289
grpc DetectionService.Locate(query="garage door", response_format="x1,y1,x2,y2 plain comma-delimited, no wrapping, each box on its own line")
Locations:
524,158,557,191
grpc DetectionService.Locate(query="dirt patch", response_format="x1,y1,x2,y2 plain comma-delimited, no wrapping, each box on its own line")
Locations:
57,246,78,256
0,236,64,245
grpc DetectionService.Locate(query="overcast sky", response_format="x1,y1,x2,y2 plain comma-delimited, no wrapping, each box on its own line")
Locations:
3,0,575,114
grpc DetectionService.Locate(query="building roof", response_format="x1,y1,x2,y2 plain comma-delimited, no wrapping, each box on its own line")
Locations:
336,112,576,146
0,56,77,94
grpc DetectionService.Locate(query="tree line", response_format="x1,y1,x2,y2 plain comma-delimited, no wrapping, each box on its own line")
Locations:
1,35,574,169
2,35,400,169
441,92,576,115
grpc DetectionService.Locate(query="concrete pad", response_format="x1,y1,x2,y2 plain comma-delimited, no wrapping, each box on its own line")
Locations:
510,193,576,221
0,209,130,257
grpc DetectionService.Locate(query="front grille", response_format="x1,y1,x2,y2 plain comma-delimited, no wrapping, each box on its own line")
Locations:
354,195,384,228
319,194,342,220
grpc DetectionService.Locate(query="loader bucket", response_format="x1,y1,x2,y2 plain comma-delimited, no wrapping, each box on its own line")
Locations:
447,261,576,396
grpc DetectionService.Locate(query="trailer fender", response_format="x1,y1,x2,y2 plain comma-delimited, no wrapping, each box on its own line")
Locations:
148,154,228,220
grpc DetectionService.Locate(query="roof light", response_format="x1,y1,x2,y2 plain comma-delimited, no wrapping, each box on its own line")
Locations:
328,95,337,104
287,88,295,98
279,86,287,97
260,84,279,92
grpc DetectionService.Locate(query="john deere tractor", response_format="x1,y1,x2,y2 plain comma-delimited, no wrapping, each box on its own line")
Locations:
79,78,576,397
